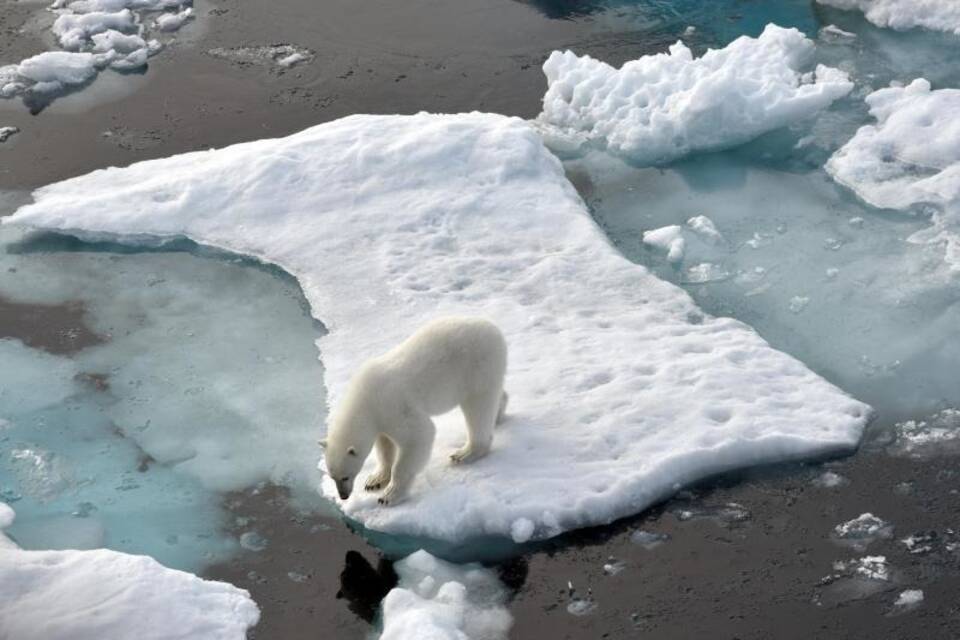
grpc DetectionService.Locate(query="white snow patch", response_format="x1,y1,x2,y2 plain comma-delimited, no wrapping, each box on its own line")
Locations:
4,113,870,543
826,79,960,269
537,24,853,164
380,550,512,640
817,0,960,35
0,502,260,640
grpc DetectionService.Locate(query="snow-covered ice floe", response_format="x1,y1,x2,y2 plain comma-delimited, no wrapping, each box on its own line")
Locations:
0,502,259,640
5,112,870,544
0,0,193,105
536,25,853,164
817,0,960,35
380,550,511,640
826,79,960,269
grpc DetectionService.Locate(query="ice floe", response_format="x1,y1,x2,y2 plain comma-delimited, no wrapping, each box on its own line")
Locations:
826,79,960,269
0,502,260,640
817,0,960,35
0,0,193,106
537,25,853,164
5,113,870,544
380,550,512,640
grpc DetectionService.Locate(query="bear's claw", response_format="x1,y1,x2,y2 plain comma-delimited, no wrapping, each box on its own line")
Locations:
365,481,382,491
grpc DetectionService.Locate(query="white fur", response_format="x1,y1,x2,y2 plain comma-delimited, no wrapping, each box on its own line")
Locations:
323,316,508,505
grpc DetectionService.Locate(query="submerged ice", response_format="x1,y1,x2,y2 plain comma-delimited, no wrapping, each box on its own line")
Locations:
0,221,328,570
5,112,869,544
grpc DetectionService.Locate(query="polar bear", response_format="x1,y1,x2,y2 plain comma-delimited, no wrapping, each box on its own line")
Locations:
322,316,508,506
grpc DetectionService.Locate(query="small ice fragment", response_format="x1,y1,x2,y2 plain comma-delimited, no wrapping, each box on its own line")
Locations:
812,471,848,488
745,232,773,249
820,24,857,41
277,52,309,68
239,531,268,552
681,263,731,284
155,8,193,32
894,589,923,607
630,530,669,549
684,25,696,35
686,215,724,244
832,513,893,550
287,571,309,583
510,517,535,543
788,296,810,313
848,217,865,228
901,533,936,555
825,267,840,280
643,225,685,263
824,237,843,251
602,557,626,575
0,127,18,143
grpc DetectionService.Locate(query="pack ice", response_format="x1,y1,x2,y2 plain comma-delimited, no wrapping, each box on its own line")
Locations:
826,79,960,269
0,502,259,640
817,0,960,35
5,112,870,544
537,25,853,164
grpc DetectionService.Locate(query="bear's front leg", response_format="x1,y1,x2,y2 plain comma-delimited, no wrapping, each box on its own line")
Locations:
377,417,435,506
365,434,396,491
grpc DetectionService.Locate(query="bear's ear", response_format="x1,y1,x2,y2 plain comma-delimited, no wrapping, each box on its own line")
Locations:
318,438,328,449
347,446,357,456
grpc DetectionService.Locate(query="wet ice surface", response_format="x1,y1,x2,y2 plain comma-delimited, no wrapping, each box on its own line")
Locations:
0,217,329,572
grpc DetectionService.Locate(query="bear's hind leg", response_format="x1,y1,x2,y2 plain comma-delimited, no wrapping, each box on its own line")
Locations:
451,389,500,464
378,414,436,506
365,434,396,491
496,391,509,426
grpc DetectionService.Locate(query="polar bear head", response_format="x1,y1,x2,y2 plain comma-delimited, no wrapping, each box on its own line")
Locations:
321,406,376,500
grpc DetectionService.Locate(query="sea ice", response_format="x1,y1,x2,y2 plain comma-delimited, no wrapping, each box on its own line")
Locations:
827,79,960,269
817,0,960,35
888,409,960,457
380,550,512,640
5,113,870,544
0,502,260,640
0,0,194,105
537,25,853,164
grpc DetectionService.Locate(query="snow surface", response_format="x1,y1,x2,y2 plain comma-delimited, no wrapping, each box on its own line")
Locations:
537,25,853,164
817,0,960,35
5,113,870,543
0,502,260,640
380,550,512,640
826,79,960,269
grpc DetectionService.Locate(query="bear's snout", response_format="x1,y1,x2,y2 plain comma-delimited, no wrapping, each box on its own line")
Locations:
336,478,353,500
